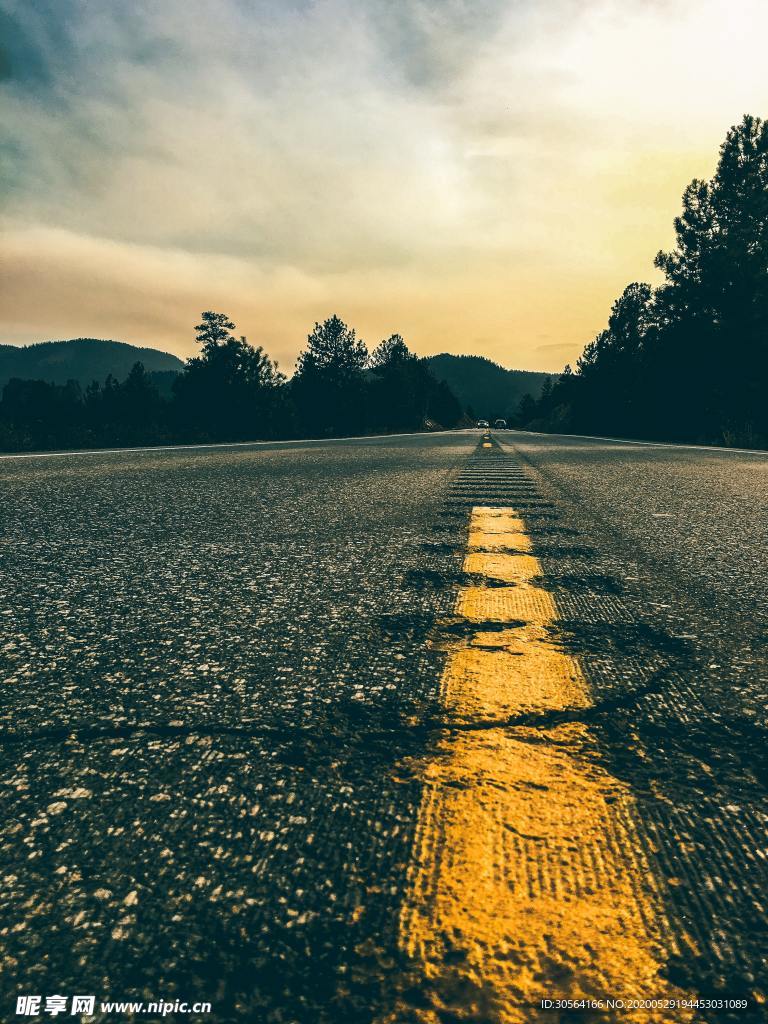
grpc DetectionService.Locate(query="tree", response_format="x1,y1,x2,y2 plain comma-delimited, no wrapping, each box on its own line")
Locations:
548,116,768,446
106,362,165,442
367,333,464,431
174,313,288,441
653,115,768,440
195,311,237,353
427,378,462,429
370,334,412,370
0,378,87,450
292,315,369,435
295,315,368,380
575,283,655,435
369,334,424,431
515,392,537,428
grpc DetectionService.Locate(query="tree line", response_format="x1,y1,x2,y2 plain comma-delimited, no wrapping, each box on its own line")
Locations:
0,314,464,452
5,115,764,453
517,115,768,448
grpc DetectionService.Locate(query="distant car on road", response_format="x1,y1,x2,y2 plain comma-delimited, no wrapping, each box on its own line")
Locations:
494,418,508,429
476,419,489,429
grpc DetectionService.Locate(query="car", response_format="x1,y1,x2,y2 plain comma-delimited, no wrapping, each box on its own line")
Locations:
476,419,489,428
494,418,508,429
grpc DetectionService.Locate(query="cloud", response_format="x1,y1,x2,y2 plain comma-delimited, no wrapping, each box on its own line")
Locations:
2,0,768,370
0,222,626,374
0,1,482,266
536,342,578,354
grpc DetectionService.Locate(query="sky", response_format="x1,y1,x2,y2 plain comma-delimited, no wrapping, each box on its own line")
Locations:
2,0,768,373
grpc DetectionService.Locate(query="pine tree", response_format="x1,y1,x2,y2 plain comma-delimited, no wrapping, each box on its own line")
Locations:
292,315,368,436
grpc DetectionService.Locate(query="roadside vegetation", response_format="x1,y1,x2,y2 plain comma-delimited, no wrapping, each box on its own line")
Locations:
516,116,768,448
0,313,463,452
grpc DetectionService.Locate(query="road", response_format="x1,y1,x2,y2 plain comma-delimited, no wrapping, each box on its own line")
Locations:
0,430,766,1023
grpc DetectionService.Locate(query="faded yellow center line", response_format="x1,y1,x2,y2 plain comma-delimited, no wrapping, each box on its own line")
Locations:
468,510,532,553
387,506,691,1023
463,551,541,584
458,583,557,626
438,629,589,723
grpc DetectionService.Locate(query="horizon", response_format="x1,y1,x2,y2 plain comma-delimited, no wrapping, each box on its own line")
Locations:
0,335,553,379
2,1,768,373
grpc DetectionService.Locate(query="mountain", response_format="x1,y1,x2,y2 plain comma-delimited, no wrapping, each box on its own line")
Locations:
426,354,552,419
1,341,553,419
0,339,185,390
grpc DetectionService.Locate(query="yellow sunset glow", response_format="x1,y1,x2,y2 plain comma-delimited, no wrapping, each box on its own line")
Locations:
2,1,766,371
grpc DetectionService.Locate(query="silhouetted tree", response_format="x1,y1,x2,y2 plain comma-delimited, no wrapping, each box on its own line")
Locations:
174,313,288,441
369,334,425,431
108,362,164,442
0,378,86,450
515,392,537,428
195,311,237,351
575,283,655,435
427,378,462,428
651,115,768,441
524,116,768,447
291,315,368,436
367,334,464,430
369,334,412,369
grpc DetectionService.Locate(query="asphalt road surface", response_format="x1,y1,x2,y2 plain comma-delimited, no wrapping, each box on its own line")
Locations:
0,430,766,1023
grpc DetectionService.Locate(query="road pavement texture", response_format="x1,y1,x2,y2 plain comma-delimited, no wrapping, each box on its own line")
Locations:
0,430,766,1022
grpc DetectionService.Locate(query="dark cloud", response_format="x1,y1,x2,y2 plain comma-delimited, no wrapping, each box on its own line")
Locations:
0,4,64,86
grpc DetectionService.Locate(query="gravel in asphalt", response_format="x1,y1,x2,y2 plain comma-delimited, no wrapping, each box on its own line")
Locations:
1,430,766,1023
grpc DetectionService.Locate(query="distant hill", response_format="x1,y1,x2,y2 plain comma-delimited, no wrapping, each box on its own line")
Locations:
0,339,185,390
426,354,552,419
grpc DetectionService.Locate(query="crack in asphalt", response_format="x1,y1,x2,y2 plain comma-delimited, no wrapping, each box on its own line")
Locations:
0,666,687,749
0,460,737,764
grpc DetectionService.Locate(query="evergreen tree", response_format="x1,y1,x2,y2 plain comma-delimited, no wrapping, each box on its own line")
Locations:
369,334,412,370
516,392,537,427
653,115,768,440
195,312,237,352
291,315,368,436
576,283,655,435
536,115,768,446
174,313,288,441
427,378,462,429
369,334,426,431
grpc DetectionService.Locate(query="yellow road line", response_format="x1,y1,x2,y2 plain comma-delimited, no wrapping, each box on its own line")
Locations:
463,551,541,583
387,506,691,1023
